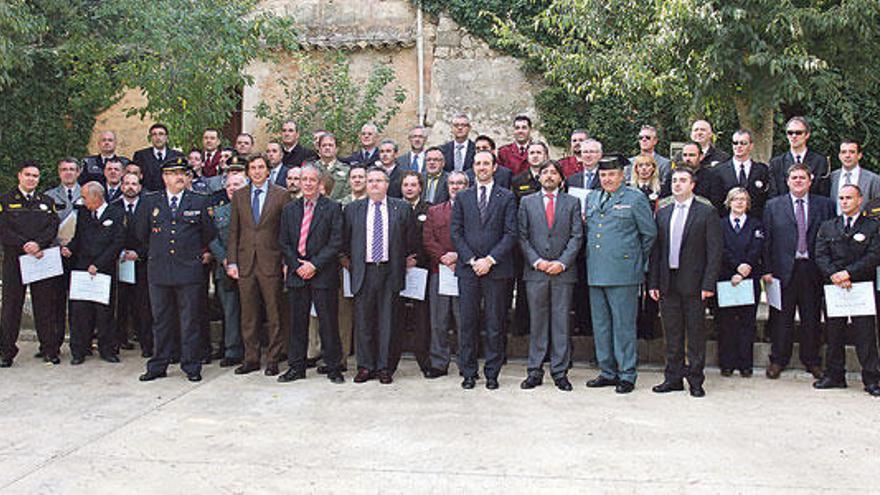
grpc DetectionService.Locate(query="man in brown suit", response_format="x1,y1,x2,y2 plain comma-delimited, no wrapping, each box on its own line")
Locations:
227,153,291,376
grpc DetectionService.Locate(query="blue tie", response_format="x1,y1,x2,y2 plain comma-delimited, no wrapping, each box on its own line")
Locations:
371,201,383,262
411,154,419,171
252,188,263,224
170,195,178,215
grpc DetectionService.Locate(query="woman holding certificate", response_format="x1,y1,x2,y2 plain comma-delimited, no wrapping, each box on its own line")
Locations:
717,187,764,377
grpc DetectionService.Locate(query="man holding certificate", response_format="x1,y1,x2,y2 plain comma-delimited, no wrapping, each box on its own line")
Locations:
62,182,125,364
813,184,880,396
0,161,61,367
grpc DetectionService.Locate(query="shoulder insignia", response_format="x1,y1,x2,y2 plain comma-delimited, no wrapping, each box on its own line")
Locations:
694,195,713,206
657,196,675,209
144,190,161,197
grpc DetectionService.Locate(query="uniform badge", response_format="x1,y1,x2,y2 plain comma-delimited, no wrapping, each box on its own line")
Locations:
152,207,160,217
183,210,201,217
102,219,113,227
418,214,427,222
8,204,21,209
755,180,763,189
853,233,866,242
39,203,48,211
648,192,658,201
755,230,764,239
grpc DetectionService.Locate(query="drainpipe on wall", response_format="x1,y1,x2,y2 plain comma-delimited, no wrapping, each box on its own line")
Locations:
416,1,425,126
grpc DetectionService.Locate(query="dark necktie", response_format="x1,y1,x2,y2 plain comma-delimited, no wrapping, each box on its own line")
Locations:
846,216,853,234
478,185,488,220
600,191,610,208
170,196,178,215
738,164,747,186
67,189,73,202
156,150,164,162
371,201,383,262
411,154,419,171
252,189,263,224
586,171,593,189
734,217,741,233
127,203,134,217
796,199,807,254
796,154,802,164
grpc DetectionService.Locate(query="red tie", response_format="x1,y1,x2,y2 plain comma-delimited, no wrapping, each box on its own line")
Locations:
545,193,555,228
298,200,314,256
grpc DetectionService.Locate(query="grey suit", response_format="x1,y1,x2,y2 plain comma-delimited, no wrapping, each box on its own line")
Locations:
830,167,880,213
518,191,583,378
44,184,81,223
396,150,426,173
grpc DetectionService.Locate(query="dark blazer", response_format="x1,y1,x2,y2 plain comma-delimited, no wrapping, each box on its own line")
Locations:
768,149,830,197
68,202,126,274
278,195,343,289
104,185,123,204
79,154,130,185
566,168,600,191
660,165,714,200
422,171,449,204
342,148,378,167
440,139,475,172
385,165,404,198
343,196,417,294
511,170,541,203
701,146,730,167
649,198,722,294
411,200,432,270
270,164,290,188
815,215,880,283
133,147,184,192
466,166,512,190
709,160,775,219
450,184,518,280
720,215,764,280
282,144,318,168
761,193,835,287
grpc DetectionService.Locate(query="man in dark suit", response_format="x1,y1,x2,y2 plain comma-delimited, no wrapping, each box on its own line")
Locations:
80,131,130,185
280,120,318,167
278,164,345,384
343,167,418,384
690,120,730,168
660,142,714,199
497,115,533,175
518,161,583,391
761,163,836,379
829,139,880,213
103,158,124,203
135,158,216,382
422,147,449,204
451,150,518,390
227,154,291,376
62,181,125,364
376,139,404,198
395,125,428,173
565,139,603,192
467,135,512,189
200,128,223,178
341,123,380,166
813,184,880,396
266,142,290,187
768,116,830,197
116,172,152,356
649,167,722,397
441,114,476,172
132,123,184,192
709,129,775,219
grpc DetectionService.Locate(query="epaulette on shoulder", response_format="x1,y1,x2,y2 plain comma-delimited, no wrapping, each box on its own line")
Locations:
144,190,161,196
657,196,675,209
191,190,210,196
694,195,713,206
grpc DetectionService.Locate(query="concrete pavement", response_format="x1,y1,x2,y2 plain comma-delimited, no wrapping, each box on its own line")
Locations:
0,340,877,494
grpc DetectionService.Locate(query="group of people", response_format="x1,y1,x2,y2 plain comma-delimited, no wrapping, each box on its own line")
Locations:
2,113,879,398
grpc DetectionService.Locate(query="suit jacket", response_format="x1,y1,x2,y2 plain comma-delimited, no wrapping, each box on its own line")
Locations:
450,184,518,280
44,183,81,222
761,193,835,287
709,160,775,219
660,165,714,200
422,171,449,205
423,200,455,274
67,203,126,274
79,154,130,185
768,149,830,197
384,165,404,198
133,147,184,192
342,148,378,167
410,200,432,270
701,146,729,168
278,195,343,289
227,182,291,278
104,184,123,203
815,215,880,283
282,144,318,168
511,169,541,203
518,191,583,283
719,215,764,280
269,164,290,188
343,196,417,294
201,149,223,178
440,140,475,172
396,150,427,173
566,168,600,191
830,167,880,212
649,198,722,294
497,142,530,175
466,166,512,190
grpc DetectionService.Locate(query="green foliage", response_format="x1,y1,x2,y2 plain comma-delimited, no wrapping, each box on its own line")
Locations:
254,52,407,154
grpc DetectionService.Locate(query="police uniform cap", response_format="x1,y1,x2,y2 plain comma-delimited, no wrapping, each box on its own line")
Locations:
597,153,627,171
225,156,245,172
161,156,190,172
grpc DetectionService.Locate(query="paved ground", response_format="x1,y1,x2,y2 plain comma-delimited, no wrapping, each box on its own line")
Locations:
0,341,877,494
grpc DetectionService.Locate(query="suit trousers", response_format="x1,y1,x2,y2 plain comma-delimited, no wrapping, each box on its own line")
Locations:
309,288,354,366
215,276,243,359
239,272,285,366
429,273,460,371
70,299,116,358
573,252,592,334
590,285,639,383
0,253,58,360
458,276,508,379
288,286,342,373
526,278,573,379
717,303,757,372
825,316,880,386
771,259,823,368
659,272,707,387
354,263,398,372
147,283,202,376
117,263,153,354
390,297,431,372
53,266,71,350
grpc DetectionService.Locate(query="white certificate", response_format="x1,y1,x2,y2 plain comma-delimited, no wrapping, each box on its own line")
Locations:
567,187,590,210
399,267,428,301
764,277,782,311
118,257,136,284
824,282,876,318
716,279,755,308
342,267,353,298
57,211,77,245
69,270,112,305
438,264,459,297
19,246,63,285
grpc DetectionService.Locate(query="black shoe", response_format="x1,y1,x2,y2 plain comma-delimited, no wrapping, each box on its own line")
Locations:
554,376,573,392
170,357,180,365
101,354,120,364
33,351,44,359
586,375,619,388
689,385,706,398
0,357,12,368
486,378,499,390
219,357,242,368
278,368,306,383
187,373,202,382
306,357,321,369
70,356,85,365
652,381,684,393
720,368,734,377
328,372,345,384
423,367,448,379
119,341,135,351
44,355,61,365
740,369,753,378
378,371,393,384
210,349,224,360
265,363,280,376
141,350,153,359
615,381,635,394
234,363,260,375
461,376,476,389
317,364,348,375
865,383,880,396
813,377,847,389
201,356,212,365
520,375,543,390
139,370,167,382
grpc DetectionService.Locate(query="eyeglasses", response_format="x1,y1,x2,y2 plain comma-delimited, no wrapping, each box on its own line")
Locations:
638,135,653,141
786,130,806,136
448,181,468,186
731,140,751,146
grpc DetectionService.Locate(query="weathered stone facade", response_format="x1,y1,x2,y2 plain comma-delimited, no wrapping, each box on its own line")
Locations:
88,1,546,156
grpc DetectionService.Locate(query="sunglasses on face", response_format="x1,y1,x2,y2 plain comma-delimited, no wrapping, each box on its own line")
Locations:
638,135,653,141
786,130,806,136
732,140,751,146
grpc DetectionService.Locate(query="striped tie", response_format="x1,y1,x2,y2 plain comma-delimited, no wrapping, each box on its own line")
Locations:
298,200,313,256
371,201,384,262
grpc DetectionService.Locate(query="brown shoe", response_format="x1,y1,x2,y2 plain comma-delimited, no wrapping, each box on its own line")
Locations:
766,363,783,379
378,370,393,384
353,368,374,383
807,365,823,379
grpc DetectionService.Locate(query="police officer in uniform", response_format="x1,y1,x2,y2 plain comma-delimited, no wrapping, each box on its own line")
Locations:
135,158,216,382
0,161,61,366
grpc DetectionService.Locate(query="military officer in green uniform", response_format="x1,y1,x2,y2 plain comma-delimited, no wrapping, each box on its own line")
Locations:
584,155,657,393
